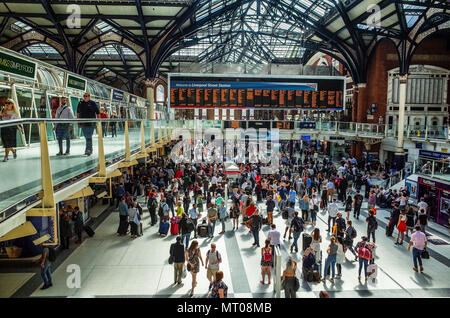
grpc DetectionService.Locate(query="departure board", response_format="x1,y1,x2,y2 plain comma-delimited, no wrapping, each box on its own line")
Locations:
169,73,345,110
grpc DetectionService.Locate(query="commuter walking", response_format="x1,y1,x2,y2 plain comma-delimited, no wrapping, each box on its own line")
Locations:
266,195,275,225
72,206,84,244
117,196,129,235
290,212,305,253
355,236,373,281
282,259,298,298
395,210,407,246
250,208,262,247
260,239,273,284
110,111,117,137
1,98,21,162
230,201,240,230
344,220,358,261
336,236,346,277
416,209,428,234
59,212,72,250
364,209,378,245
38,239,53,290
327,198,338,232
188,203,200,239
99,107,108,137
310,228,322,260
322,236,338,283
267,224,281,267
210,271,228,298
169,236,185,285
353,190,364,219
186,240,204,297
218,201,227,234
408,225,427,273
179,213,194,249
76,92,99,156
147,194,158,226
207,203,218,238
54,97,74,156
205,243,222,291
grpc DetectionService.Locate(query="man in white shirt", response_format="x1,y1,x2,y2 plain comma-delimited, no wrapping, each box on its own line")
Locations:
327,198,339,232
408,225,427,272
267,224,281,268
326,180,335,202
417,198,428,215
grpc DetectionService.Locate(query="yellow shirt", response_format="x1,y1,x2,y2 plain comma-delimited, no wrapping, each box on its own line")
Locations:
176,206,183,217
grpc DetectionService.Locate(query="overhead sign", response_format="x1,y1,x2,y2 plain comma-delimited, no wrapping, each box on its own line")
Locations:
129,95,137,104
301,135,311,141
66,74,86,91
0,51,36,80
273,121,294,129
419,150,449,160
169,73,345,110
112,89,124,101
299,122,316,129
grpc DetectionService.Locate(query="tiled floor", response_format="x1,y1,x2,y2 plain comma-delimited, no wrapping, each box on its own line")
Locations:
15,195,449,298
0,273,34,298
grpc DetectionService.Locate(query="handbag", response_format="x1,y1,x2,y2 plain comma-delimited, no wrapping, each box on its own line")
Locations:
168,255,174,265
182,266,187,278
187,263,192,272
421,248,430,259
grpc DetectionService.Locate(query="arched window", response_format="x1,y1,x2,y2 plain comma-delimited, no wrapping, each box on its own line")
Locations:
156,84,165,102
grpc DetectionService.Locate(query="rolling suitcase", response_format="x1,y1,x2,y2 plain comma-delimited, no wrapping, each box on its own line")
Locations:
84,225,95,237
302,233,312,251
170,223,179,235
367,263,378,280
158,221,169,236
198,224,208,238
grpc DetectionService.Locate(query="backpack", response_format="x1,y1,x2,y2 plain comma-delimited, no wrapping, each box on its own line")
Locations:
292,218,303,232
263,248,272,262
351,227,357,239
48,247,56,262
158,204,164,217
358,244,373,260
356,194,363,205
368,216,378,230
185,218,195,232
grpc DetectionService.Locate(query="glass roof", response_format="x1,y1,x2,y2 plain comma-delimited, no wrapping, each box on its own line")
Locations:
174,0,324,65
92,44,138,58
20,43,60,56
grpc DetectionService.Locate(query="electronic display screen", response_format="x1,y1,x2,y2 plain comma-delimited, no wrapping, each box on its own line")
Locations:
169,74,345,110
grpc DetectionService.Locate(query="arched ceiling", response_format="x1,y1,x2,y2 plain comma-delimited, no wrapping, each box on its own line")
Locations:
0,0,448,88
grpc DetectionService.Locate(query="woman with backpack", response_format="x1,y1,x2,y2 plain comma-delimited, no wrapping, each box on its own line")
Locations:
260,239,273,285
355,236,373,281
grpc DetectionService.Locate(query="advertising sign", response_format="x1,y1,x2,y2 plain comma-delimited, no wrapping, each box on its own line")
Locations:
0,51,36,80
67,74,87,91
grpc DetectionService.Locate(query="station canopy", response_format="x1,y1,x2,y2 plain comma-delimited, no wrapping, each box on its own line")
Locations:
0,0,448,87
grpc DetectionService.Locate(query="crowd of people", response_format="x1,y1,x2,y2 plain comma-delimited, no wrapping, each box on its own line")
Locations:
108,140,430,298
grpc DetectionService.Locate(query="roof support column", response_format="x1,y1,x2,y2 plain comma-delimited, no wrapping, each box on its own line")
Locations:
395,74,408,170
356,83,367,123
144,79,156,120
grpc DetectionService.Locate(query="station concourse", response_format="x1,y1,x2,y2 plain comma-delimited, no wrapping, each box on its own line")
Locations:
0,0,449,299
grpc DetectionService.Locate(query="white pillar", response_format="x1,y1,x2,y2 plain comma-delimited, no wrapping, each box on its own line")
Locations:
395,74,408,169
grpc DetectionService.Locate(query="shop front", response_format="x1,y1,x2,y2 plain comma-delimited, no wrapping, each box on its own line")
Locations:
417,176,450,227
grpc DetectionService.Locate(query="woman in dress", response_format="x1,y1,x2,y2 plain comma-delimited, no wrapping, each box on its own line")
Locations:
260,239,272,285
210,271,228,298
230,201,240,230
186,240,204,297
1,98,21,162
310,228,322,260
395,210,407,246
